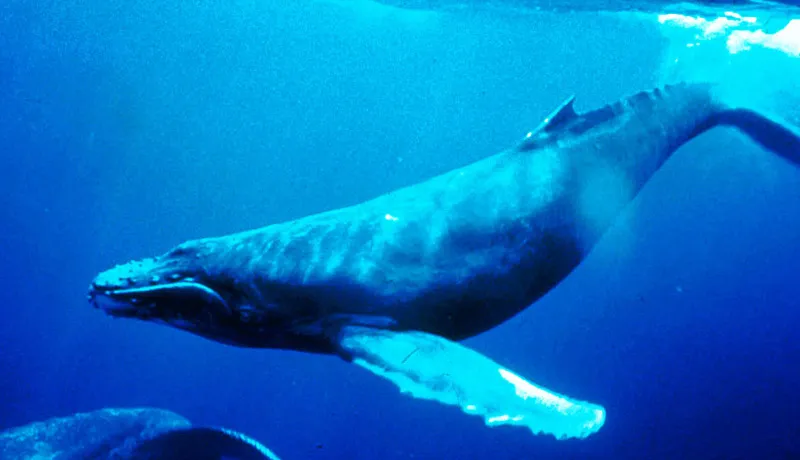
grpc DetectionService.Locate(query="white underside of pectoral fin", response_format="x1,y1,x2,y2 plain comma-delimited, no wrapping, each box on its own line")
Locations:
337,326,605,440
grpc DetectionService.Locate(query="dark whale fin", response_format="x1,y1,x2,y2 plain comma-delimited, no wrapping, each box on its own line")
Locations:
129,426,281,459
0,407,282,460
334,325,605,440
517,95,577,151
712,108,800,166
540,95,577,131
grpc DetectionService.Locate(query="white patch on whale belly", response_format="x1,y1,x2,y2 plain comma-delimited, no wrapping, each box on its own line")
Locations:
524,148,569,211
323,249,346,277
303,236,323,284
578,165,634,237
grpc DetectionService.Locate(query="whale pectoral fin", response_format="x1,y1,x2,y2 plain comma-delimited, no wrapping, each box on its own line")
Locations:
131,427,282,460
334,325,606,440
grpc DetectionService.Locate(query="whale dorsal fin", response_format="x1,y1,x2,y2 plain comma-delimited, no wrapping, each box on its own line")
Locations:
517,95,577,151
334,325,605,440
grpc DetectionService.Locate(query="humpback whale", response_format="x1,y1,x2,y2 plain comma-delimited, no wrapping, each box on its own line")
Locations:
88,82,800,440
0,407,281,459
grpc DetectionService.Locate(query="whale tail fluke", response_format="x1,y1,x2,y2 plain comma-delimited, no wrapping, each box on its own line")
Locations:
712,107,800,166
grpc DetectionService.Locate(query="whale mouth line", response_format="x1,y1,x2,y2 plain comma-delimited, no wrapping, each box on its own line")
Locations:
90,281,231,318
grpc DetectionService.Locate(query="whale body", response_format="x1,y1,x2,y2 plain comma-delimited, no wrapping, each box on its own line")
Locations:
88,82,800,440
0,407,281,459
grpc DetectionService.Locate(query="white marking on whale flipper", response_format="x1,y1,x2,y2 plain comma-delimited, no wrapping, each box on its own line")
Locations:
336,326,605,440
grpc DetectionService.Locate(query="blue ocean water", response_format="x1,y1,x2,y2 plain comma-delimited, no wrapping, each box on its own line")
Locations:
2,1,800,459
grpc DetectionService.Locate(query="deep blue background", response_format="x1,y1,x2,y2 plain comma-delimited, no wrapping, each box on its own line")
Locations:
2,2,800,459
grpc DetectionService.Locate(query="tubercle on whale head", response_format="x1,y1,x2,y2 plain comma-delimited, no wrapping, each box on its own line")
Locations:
87,237,273,346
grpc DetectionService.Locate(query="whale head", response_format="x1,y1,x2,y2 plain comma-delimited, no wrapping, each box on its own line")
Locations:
87,237,277,347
